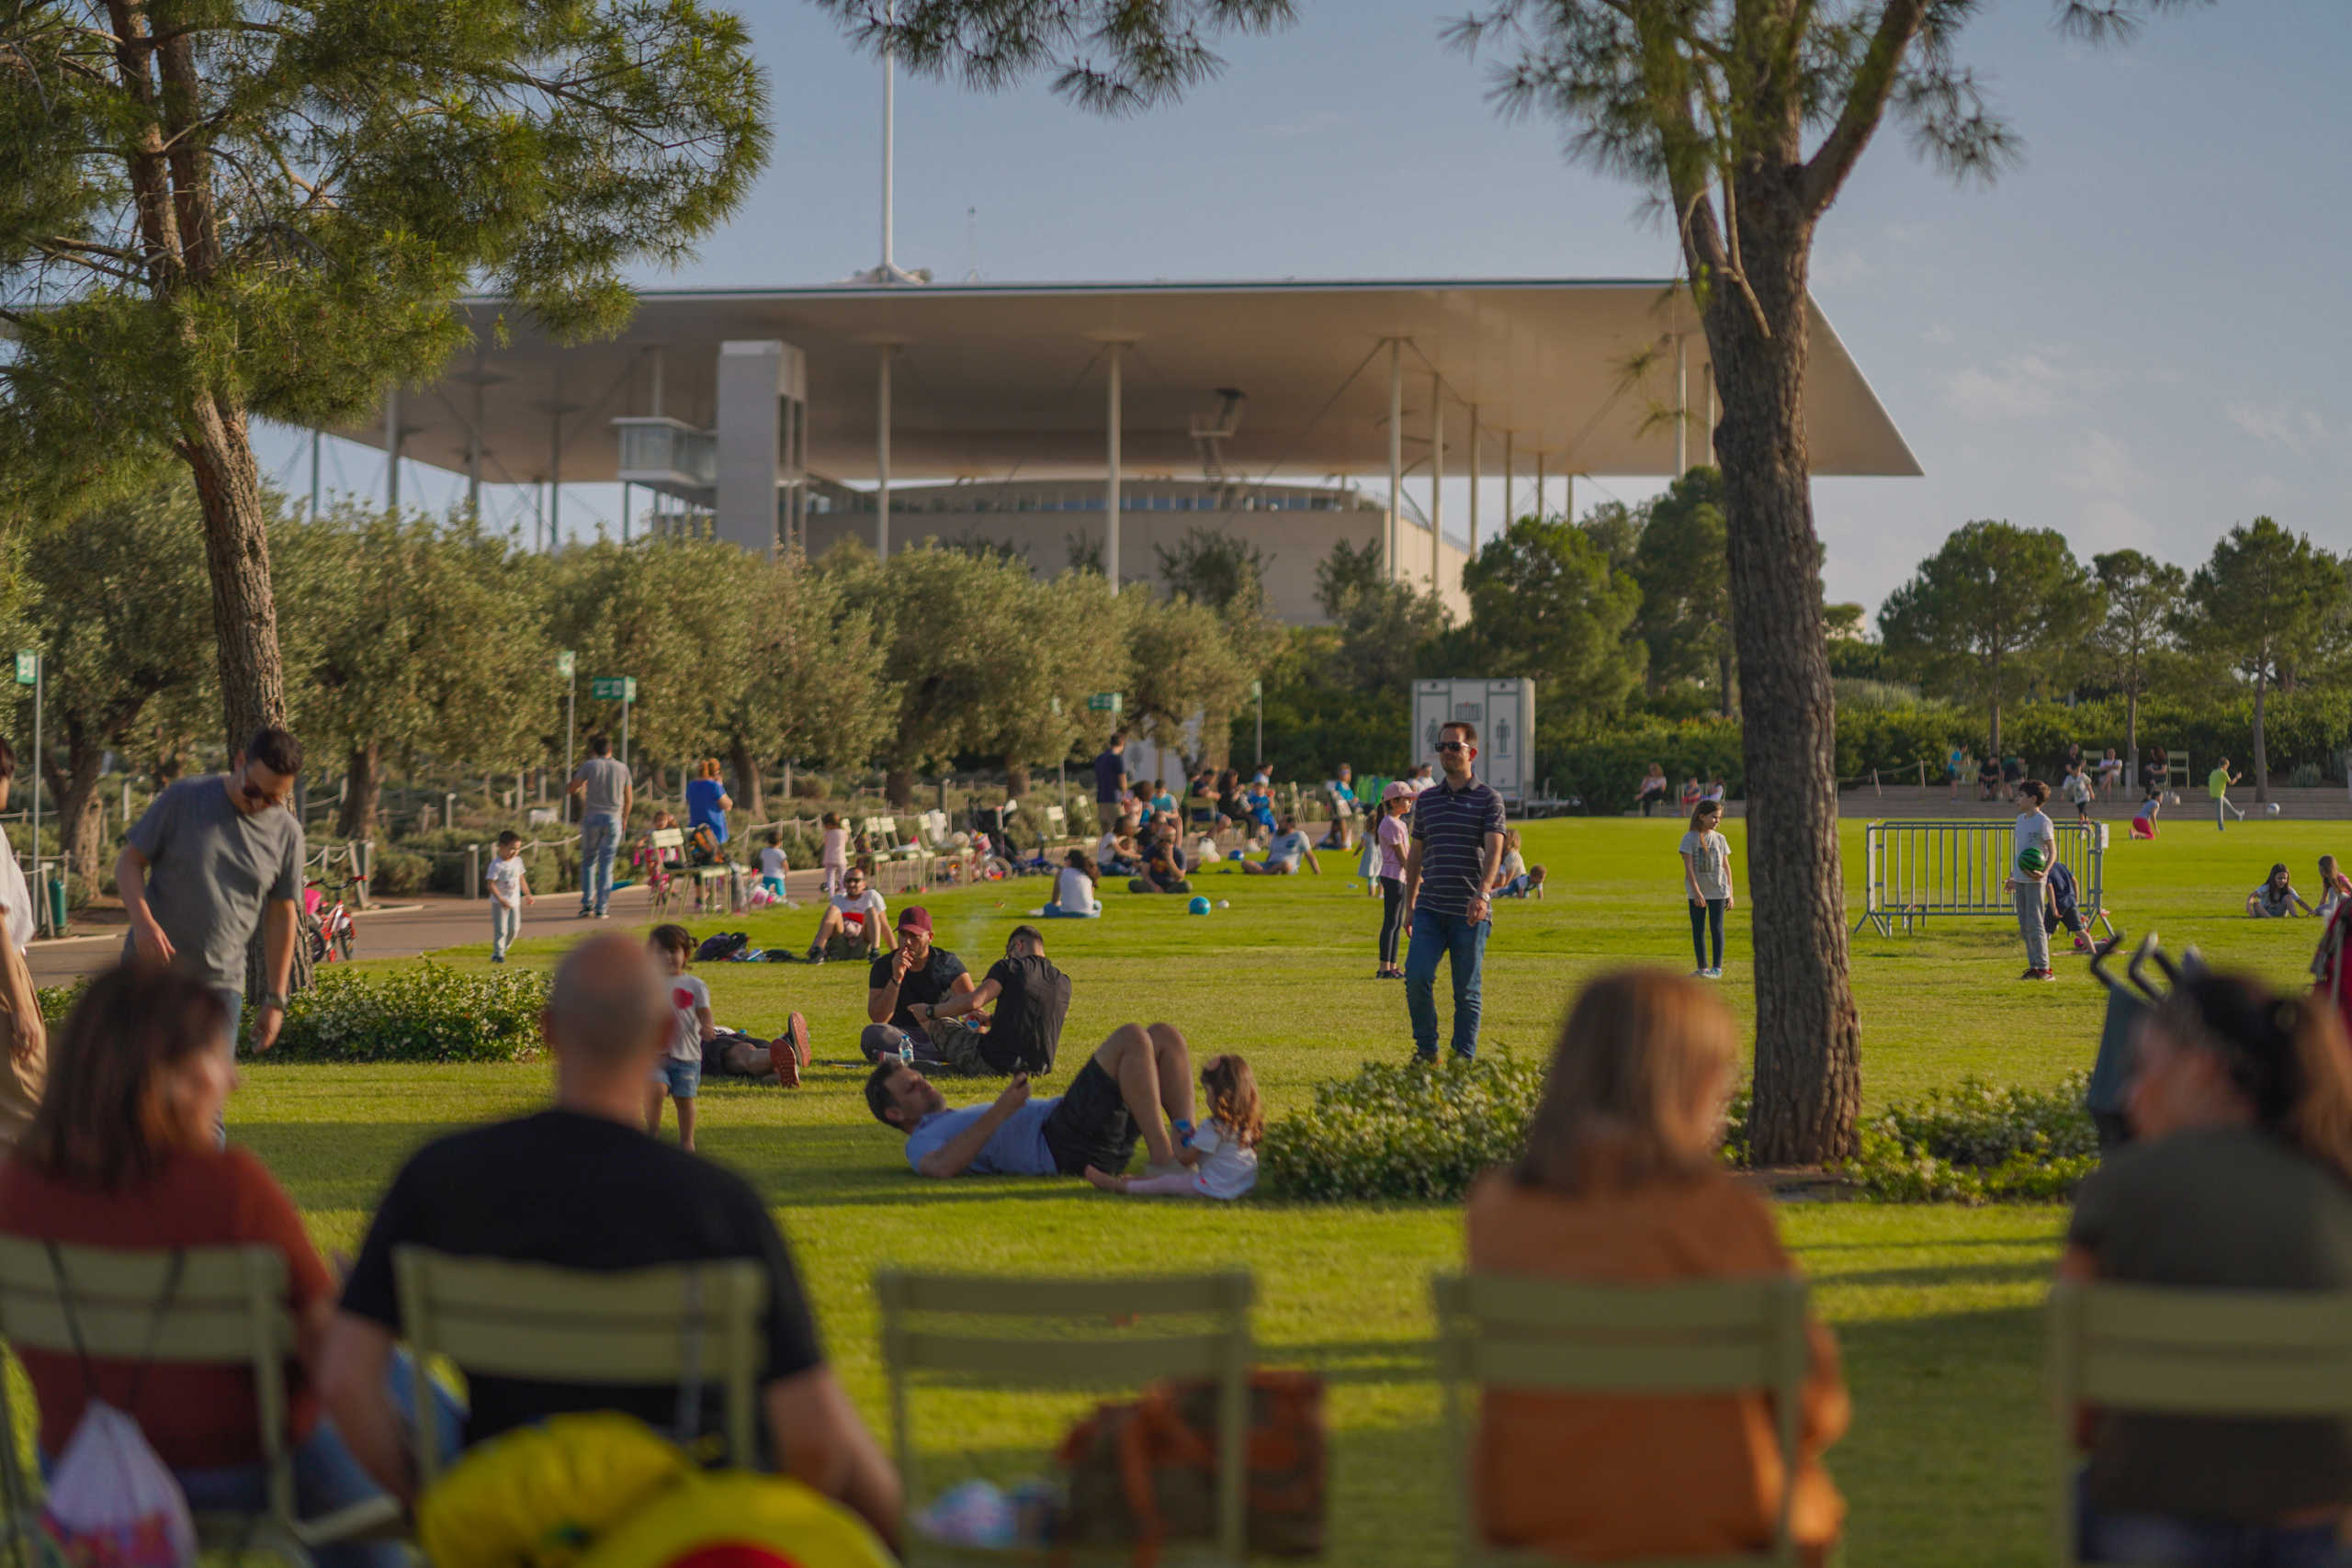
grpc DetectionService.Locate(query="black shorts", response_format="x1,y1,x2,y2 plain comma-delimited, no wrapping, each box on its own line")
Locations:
1039,1059,1137,1176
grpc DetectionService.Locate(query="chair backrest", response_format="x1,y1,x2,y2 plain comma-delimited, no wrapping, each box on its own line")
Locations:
920,810,950,846
392,1247,769,1485
2045,1280,2352,1566
859,815,895,844
1430,1271,1809,1568
1044,806,1069,838
650,827,684,849
875,1269,1256,1563
0,1237,300,1520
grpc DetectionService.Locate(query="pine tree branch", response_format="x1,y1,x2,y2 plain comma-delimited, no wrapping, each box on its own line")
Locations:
1799,0,1928,214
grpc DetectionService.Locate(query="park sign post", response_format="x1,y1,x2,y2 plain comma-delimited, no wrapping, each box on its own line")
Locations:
14,651,40,934
593,676,638,767
557,650,576,824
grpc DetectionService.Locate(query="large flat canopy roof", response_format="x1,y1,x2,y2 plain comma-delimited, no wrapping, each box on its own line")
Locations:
356,278,1919,486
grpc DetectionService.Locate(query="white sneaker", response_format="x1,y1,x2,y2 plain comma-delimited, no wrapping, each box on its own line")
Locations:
1707,967,1724,979
1690,968,1710,978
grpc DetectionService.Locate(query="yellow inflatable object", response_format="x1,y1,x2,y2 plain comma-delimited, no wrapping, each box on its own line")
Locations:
418,1413,694,1568
574,1473,899,1568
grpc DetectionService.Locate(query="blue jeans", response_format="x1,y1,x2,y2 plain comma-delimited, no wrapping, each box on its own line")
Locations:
2078,1474,2349,1565
580,813,621,914
1404,906,1489,1061
490,901,520,960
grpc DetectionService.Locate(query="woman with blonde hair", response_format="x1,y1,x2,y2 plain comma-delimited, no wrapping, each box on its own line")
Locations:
2060,970,2352,1562
1465,969,1849,1563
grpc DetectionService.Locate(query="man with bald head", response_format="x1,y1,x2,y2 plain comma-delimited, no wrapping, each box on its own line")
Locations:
319,934,899,1541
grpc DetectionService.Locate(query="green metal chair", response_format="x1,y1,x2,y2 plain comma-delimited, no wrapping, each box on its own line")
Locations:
1431,1271,1813,1568
2046,1280,2352,1566
875,1268,1256,1566
0,1235,400,1567
390,1247,769,1486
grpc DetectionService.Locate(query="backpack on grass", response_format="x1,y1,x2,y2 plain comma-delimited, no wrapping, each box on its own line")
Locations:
694,931,749,963
1056,1370,1325,1566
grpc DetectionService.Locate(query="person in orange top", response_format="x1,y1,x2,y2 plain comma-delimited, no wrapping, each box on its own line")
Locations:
0,965,434,1568
1464,969,1850,1564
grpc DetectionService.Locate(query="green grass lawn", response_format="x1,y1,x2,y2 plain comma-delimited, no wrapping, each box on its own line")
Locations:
227,812,2350,1565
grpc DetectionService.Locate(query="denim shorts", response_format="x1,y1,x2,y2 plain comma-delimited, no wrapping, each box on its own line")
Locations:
651,1057,701,1099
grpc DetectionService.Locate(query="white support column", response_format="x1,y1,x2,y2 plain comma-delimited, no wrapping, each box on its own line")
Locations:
1105,344,1125,588
466,342,485,516
1466,403,1479,557
1501,428,1513,527
1385,339,1403,584
309,427,322,518
548,400,562,549
1534,450,1545,521
383,387,401,510
1564,472,1575,525
876,346,892,558
1428,372,1443,591
1674,333,1689,476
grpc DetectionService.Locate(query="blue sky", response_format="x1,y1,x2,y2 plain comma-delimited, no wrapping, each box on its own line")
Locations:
263,0,2351,616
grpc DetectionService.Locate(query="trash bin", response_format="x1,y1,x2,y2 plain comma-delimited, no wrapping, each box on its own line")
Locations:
44,871,66,934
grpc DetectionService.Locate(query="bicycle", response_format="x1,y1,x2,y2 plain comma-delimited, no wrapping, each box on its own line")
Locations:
305,876,361,964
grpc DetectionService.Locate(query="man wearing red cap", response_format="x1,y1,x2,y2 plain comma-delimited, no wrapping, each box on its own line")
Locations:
861,905,978,1064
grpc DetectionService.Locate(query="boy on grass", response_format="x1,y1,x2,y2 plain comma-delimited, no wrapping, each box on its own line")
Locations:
646,924,713,1152
485,830,532,964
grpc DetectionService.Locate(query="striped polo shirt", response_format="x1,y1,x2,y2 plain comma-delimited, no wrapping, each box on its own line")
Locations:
1411,775,1506,916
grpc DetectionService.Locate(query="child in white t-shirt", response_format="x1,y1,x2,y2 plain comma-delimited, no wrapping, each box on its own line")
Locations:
1045,849,1101,918
819,811,850,897
484,829,532,964
758,830,789,898
646,924,713,1153
1678,802,1735,978
1085,1055,1260,1200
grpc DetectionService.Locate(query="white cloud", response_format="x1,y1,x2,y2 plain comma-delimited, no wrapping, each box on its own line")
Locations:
2224,401,2328,457
2061,431,2143,498
1922,324,1955,346
1812,248,1872,288
1943,353,2101,422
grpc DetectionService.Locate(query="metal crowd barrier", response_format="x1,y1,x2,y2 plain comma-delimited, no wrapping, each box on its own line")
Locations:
1854,818,2110,938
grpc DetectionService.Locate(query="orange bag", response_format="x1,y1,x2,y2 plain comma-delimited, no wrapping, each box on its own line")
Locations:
1056,1371,1325,1566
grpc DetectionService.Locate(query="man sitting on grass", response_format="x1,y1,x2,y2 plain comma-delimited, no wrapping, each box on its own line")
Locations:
860,906,978,1063
804,867,889,964
865,1020,1199,1179
1238,814,1321,876
1128,818,1192,895
922,925,1072,1076
319,933,900,1542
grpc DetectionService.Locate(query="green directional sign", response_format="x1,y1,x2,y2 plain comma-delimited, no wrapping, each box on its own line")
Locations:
1087,692,1123,714
591,676,637,702
555,649,575,680
12,651,33,687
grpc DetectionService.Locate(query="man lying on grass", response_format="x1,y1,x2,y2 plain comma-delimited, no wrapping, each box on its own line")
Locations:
865,1021,1198,1179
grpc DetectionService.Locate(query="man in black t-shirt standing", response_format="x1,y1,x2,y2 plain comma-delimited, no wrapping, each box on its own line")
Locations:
1092,731,1129,818
861,905,978,1063
317,933,899,1542
928,925,1073,1075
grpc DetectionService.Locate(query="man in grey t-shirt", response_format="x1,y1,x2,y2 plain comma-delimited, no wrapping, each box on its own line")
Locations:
565,733,634,919
116,728,306,1052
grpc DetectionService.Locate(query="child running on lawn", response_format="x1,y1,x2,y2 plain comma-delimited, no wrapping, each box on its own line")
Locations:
645,924,714,1152
1085,1055,1261,1199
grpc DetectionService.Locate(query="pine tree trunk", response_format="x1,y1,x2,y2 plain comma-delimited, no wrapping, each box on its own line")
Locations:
180,394,288,753
1718,645,1736,719
2126,686,2140,784
729,738,765,820
335,741,380,840
884,768,915,809
1702,194,1861,1166
1005,759,1032,799
2253,668,2269,803
1989,694,2003,763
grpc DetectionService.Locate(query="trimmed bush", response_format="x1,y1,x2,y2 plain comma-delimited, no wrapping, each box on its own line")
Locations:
1843,1073,2097,1203
1261,1055,1546,1201
271,960,548,1064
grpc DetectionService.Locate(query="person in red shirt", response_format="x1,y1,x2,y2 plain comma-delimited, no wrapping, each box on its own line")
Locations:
0,966,432,1566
